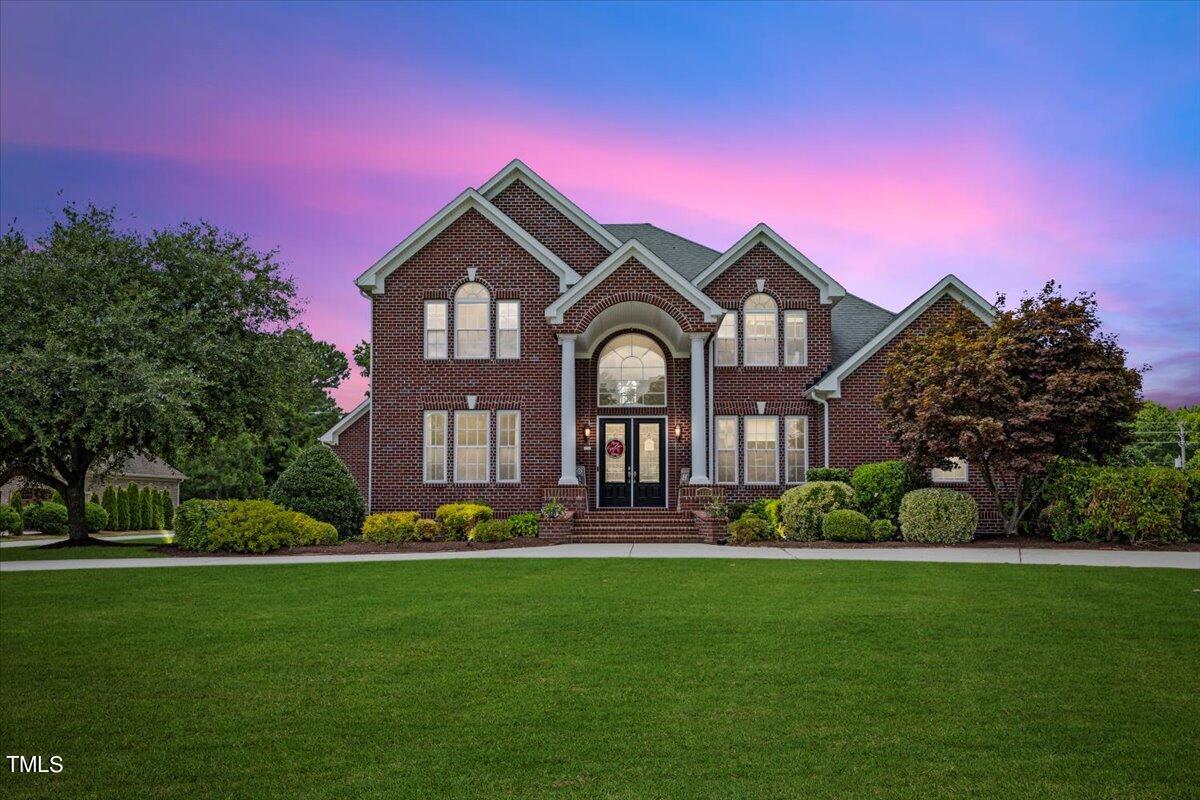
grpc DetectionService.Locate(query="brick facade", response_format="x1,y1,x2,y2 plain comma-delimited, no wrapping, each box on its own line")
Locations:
330,411,370,498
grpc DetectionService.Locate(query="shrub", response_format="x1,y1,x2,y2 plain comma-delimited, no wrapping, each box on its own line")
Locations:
821,509,872,542
470,518,513,543
540,499,565,519
22,502,68,536
115,488,129,531
362,511,421,543
727,513,773,545
102,486,117,531
84,502,109,533
173,499,231,551
851,460,930,524
202,500,336,553
161,491,174,530
49,489,64,505
288,512,339,547
0,506,22,535
413,518,442,541
765,499,781,535
703,498,729,520
9,491,22,512
899,488,978,544
1042,461,1189,545
507,512,540,538
127,483,141,529
1185,468,1200,543
726,501,751,521
268,444,366,537
437,502,493,540
871,519,897,541
807,467,852,484
778,481,854,541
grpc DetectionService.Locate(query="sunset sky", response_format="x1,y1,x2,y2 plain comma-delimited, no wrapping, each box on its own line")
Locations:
2,1,1197,410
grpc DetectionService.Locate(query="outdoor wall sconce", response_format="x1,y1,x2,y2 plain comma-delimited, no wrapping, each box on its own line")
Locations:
674,423,682,443
583,424,592,451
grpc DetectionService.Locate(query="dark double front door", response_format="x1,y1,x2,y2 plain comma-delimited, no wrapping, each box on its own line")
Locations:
598,418,666,508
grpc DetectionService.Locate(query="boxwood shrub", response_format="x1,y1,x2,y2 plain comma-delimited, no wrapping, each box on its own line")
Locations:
173,499,231,551
362,511,421,543
871,518,897,541
806,467,852,484
413,518,442,541
507,512,540,538
779,482,854,541
84,502,109,533
469,518,513,543
821,509,872,542
204,500,337,553
436,503,493,540
899,488,978,544
1042,461,1190,545
0,506,22,535
727,513,773,545
22,502,68,536
268,444,366,537
851,460,930,524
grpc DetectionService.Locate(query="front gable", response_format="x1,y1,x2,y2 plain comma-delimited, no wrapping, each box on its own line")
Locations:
693,224,845,304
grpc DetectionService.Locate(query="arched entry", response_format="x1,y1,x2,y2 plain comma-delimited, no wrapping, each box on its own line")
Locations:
595,332,668,508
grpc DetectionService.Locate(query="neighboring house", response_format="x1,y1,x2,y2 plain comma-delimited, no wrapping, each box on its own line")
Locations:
322,160,1000,535
0,454,187,506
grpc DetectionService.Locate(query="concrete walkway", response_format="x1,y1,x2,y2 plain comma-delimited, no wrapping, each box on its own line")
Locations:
0,532,171,548
2,543,1196,572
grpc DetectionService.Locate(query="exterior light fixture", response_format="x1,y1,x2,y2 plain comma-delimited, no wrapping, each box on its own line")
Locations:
583,424,592,451
674,423,682,442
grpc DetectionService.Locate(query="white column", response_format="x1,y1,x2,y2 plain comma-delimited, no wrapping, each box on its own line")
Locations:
558,334,579,485
689,333,710,484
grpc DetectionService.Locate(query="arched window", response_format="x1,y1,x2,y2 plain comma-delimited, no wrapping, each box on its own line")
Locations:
598,333,666,406
454,283,489,359
743,293,777,366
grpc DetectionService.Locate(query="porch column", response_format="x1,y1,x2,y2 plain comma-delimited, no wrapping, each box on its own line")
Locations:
558,334,579,485
689,333,710,484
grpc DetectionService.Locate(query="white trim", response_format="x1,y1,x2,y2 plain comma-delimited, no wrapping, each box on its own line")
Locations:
932,457,969,484
784,309,808,367
714,416,739,485
545,239,726,325
784,416,809,485
354,189,581,295
319,397,371,446
693,224,846,304
743,293,778,367
743,415,779,486
424,300,448,360
453,410,490,484
478,159,622,252
496,300,520,360
453,282,490,360
807,275,996,399
422,410,448,484
496,410,521,484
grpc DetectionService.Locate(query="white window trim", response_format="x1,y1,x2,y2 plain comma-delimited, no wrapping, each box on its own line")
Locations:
454,284,490,360
784,310,808,367
744,415,779,485
716,312,738,367
496,300,520,360
715,416,739,485
932,457,969,484
424,300,448,361
496,410,521,483
743,296,779,367
785,416,808,484
453,410,490,484
423,411,447,484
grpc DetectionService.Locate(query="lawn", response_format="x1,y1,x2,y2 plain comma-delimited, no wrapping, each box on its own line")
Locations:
1,559,1196,799
0,537,171,561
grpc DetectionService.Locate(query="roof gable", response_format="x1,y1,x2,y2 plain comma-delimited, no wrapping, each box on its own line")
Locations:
603,223,721,281
545,239,726,325
354,189,581,295
319,397,370,446
479,159,622,253
692,224,846,303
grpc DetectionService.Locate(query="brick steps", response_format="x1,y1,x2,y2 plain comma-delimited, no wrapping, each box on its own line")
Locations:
569,509,704,542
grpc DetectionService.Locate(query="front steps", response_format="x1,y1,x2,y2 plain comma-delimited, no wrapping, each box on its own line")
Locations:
567,510,704,543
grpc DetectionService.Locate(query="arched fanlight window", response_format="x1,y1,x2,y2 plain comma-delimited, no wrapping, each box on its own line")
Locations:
743,293,778,366
454,282,489,359
597,333,666,406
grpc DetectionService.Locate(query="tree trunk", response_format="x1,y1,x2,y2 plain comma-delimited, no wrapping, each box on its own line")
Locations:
63,475,92,544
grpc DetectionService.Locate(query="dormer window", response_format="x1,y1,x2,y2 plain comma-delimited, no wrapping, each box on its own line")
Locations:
454,283,489,359
743,294,778,366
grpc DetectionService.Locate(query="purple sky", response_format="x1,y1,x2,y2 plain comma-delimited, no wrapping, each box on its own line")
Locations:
2,1,1198,410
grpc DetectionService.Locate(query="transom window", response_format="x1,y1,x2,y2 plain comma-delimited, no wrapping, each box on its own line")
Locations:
454,282,489,359
743,294,778,366
598,333,666,407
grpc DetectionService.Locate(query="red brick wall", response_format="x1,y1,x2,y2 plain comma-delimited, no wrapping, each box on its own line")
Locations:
490,178,612,275
704,242,830,503
329,411,370,498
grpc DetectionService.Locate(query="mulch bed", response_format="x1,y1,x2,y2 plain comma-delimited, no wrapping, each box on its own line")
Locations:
755,534,1200,552
154,537,555,557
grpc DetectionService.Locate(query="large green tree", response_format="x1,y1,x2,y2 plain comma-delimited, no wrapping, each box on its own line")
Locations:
878,282,1143,536
0,204,340,543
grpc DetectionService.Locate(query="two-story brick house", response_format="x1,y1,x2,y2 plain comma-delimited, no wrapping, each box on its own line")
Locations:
321,160,1000,537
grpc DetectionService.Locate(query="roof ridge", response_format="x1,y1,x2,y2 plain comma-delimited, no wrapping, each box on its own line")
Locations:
842,293,896,316
603,222,721,256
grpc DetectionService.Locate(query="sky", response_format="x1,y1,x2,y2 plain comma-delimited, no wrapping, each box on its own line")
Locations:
1,1,1198,410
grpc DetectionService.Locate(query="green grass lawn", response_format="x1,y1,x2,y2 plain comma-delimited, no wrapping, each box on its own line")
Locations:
1,560,1196,799
0,537,171,561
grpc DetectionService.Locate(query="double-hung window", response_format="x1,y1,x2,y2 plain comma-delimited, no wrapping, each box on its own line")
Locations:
454,411,489,483
932,457,968,483
744,416,778,484
784,310,807,366
743,294,778,366
454,283,489,359
424,301,448,360
715,312,737,366
423,411,447,482
496,410,520,483
785,416,808,484
715,416,738,484
497,301,520,359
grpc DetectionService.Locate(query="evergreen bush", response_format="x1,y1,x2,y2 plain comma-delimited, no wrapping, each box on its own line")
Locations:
821,509,873,542
84,502,109,533
779,481,854,541
23,503,69,536
851,460,930,524
268,444,366,537
899,489,978,544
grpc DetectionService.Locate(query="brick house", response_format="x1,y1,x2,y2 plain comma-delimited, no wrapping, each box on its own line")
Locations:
322,160,1000,538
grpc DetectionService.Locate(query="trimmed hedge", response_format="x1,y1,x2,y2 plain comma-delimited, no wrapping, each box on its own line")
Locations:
507,512,540,538
413,519,442,541
469,518,513,543
807,467,852,484
728,514,773,545
779,482,854,541
174,499,230,551
0,506,22,535
84,502,109,533
436,503,493,540
22,502,68,536
268,444,366,537
871,518,897,541
851,460,930,524
175,499,336,553
362,512,421,544
899,488,978,544
821,509,872,542
1042,462,1188,545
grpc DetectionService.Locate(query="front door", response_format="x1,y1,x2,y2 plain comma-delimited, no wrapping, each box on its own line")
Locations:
598,418,666,508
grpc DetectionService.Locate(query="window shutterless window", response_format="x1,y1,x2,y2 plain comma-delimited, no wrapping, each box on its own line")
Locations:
454,410,489,483
932,457,968,483
423,411,447,482
454,283,489,359
497,301,519,359
497,410,520,483
743,294,778,366
744,416,778,484
424,301,448,360
716,312,737,366
784,310,807,367
715,416,738,484
785,416,808,484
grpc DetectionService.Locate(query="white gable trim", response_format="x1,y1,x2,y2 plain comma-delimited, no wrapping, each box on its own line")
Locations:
693,223,846,304
806,275,995,399
545,239,727,325
354,189,581,295
479,159,622,252
320,397,371,446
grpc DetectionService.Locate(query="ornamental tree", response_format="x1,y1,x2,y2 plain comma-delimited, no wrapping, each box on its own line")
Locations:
877,282,1143,536
0,204,343,544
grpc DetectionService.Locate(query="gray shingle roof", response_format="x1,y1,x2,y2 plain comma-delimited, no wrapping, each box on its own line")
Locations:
830,294,896,367
603,223,720,281
112,454,187,482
